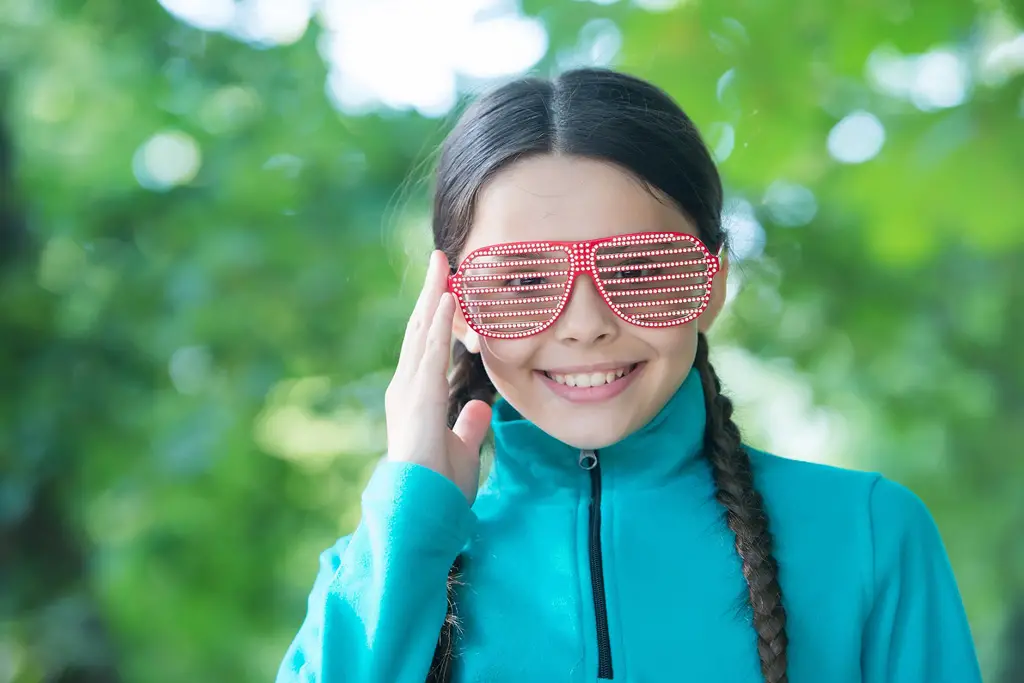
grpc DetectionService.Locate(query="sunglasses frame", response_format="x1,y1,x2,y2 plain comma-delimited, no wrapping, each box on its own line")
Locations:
447,231,722,340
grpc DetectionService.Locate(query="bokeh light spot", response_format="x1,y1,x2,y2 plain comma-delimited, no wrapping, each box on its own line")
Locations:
763,180,818,227
633,0,685,11
708,122,735,163
456,16,548,78
158,0,235,31
133,131,202,191
578,18,622,66
827,111,885,164
198,85,262,135
38,236,86,293
233,0,312,46
911,50,969,110
321,0,547,116
866,45,971,111
723,198,765,261
169,346,213,395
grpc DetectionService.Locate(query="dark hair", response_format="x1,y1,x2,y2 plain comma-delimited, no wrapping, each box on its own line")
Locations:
427,68,788,683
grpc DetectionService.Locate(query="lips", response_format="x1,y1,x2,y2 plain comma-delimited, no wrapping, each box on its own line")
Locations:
536,362,646,403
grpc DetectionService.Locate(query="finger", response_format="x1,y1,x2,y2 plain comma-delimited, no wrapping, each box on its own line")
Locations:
397,251,448,376
452,399,493,455
419,292,456,380
401,251,443,356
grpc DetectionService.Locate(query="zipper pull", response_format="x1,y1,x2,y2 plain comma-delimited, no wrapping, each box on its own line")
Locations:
578,449,598,470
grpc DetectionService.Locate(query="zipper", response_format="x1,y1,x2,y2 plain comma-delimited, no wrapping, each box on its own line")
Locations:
579,449,614,679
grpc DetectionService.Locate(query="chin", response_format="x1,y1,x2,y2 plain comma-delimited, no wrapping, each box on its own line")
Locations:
537,421,629,451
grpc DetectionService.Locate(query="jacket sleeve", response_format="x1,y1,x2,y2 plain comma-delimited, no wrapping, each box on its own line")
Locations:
861,476,982,683
275,459,476,683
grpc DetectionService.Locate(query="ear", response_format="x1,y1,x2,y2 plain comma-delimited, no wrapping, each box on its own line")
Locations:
698,252,729,334
452,307,482,354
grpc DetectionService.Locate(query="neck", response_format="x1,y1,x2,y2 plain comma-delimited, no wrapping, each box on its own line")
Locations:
484,368,708,495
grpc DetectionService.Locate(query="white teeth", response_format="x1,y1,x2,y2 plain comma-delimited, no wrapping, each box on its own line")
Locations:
549,365,634,388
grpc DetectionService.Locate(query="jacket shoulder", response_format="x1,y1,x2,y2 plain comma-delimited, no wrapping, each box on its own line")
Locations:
744,446,883,567
743,447,886,612
746,445,881,503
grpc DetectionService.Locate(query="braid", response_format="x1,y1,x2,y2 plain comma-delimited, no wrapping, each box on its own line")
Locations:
426,554,463,683
445,340,495,429
426,340,496,683
694,332,789,683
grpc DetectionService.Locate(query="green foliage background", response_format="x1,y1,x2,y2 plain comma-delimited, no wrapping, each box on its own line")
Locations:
1,0,1021,681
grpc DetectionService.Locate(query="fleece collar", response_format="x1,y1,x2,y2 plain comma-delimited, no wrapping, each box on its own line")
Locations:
487,367,708,494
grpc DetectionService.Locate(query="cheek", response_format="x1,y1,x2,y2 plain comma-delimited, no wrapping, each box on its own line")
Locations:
479,338,541,380
636,323,699,359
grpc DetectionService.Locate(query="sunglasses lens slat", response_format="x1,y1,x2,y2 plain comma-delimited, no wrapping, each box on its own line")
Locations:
595,236,717,326
453,247,570,338
450,233,719,338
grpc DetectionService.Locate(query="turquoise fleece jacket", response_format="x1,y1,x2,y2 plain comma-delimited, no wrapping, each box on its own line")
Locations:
276,368,982,682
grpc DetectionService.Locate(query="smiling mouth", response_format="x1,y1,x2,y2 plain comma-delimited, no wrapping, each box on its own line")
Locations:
541,363,641,388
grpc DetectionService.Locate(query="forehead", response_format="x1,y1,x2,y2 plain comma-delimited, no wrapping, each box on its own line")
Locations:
463,155,696,258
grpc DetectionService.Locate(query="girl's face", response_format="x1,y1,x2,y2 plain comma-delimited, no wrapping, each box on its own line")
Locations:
452,155,726,450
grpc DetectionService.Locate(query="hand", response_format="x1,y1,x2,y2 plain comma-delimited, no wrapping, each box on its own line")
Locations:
384,250,493,504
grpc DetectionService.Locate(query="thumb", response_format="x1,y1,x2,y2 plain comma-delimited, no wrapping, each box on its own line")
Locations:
452,399,493,454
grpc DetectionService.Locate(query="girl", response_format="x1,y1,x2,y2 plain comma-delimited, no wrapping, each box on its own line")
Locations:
276,69,981,683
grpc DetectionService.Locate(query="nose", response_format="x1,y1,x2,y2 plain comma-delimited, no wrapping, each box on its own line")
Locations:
552,274,619,345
